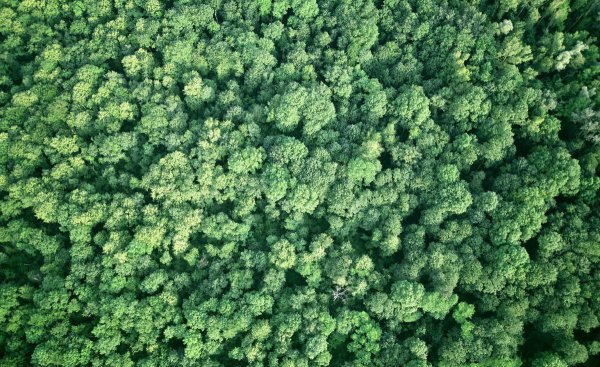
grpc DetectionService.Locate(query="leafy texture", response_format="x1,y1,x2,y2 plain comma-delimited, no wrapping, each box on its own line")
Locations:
1,0,599,366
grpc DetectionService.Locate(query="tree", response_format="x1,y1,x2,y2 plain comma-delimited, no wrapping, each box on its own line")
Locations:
1,0,599,366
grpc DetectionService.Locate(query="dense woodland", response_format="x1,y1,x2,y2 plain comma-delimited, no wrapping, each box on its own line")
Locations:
1,0,599,366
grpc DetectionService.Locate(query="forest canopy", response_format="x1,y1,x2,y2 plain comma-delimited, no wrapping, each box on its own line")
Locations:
1,0,599,366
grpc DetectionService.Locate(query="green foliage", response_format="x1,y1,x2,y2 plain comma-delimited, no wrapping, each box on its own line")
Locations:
1,0,599,366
